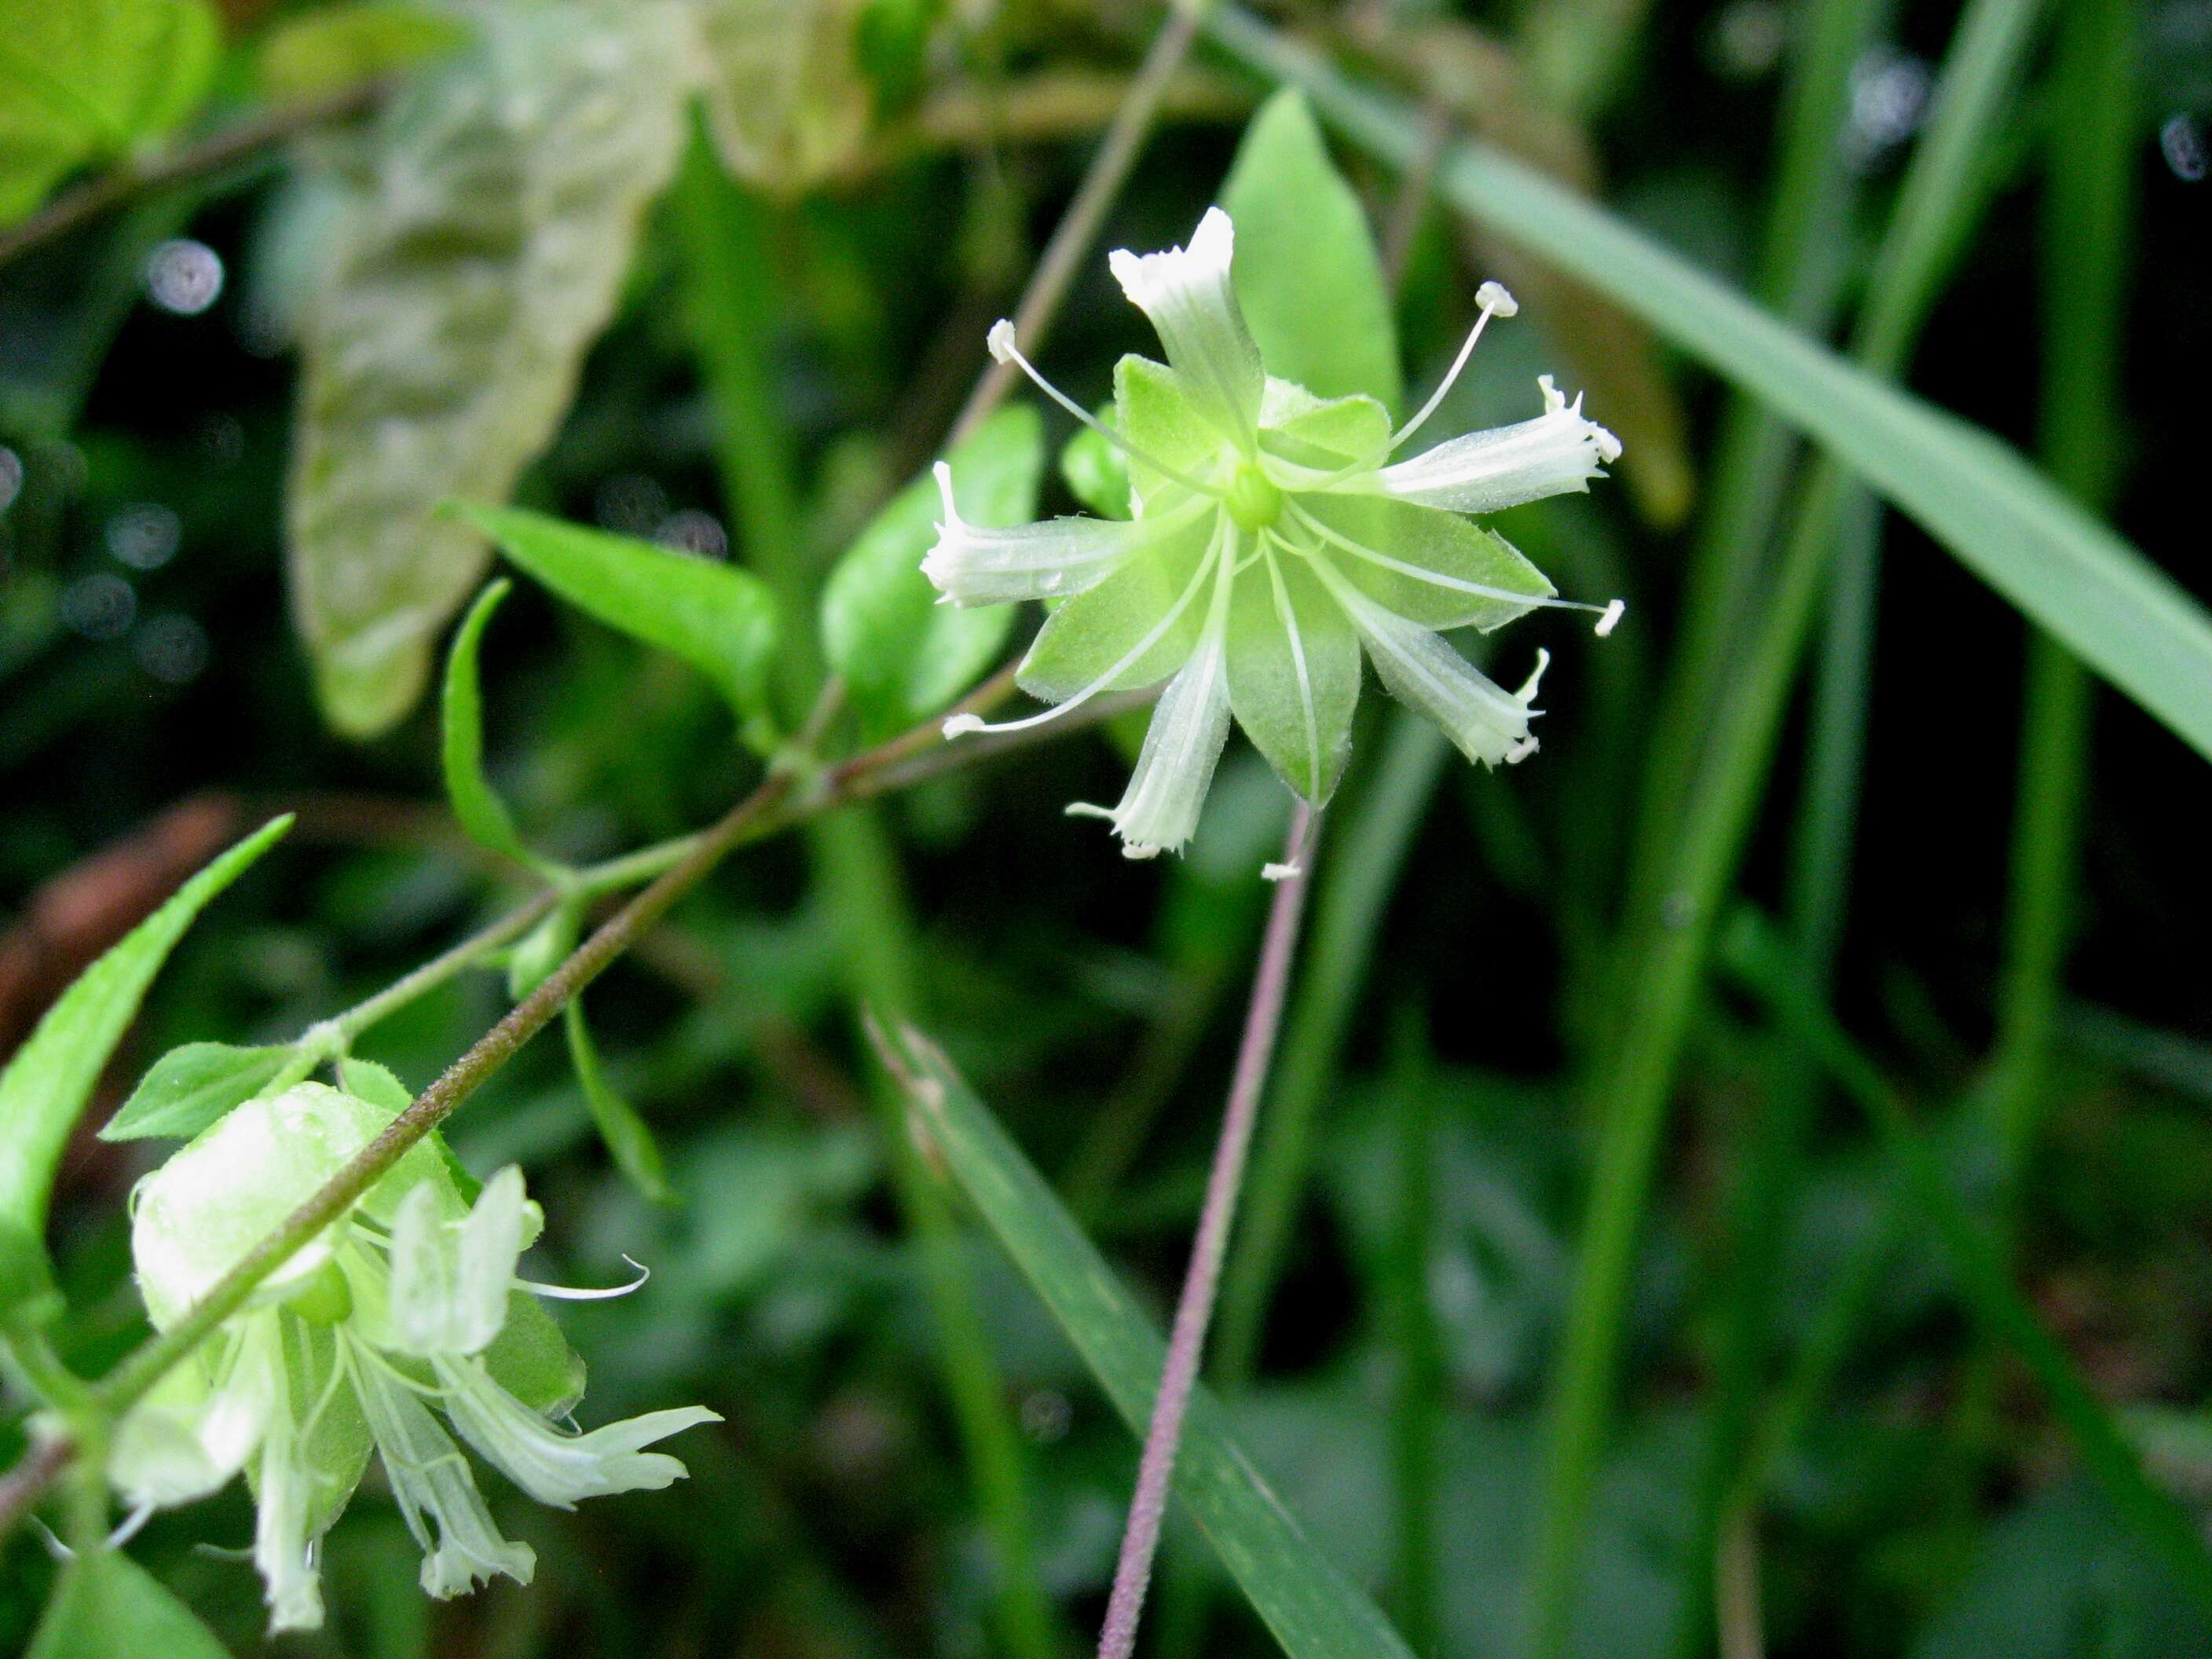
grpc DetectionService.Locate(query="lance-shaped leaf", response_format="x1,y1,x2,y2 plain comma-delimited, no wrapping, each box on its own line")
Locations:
104,1042,294,1142
0,818,290,1237
287,1,694,737
441,579,554,873
566,998,672,1204
1220,89,1401,413
27,1549,233,1659
821,407,1045,739
0,0,221,225
461,504,779,736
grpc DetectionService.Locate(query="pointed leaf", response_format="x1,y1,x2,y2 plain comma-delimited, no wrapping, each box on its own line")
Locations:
103,1042,293,1142
287,2,694,735
820,407,1045,739
0,818,290,1235
463,504,780,735
441,580,542,870
27,1550,233,1659
0,0,221,225
564,998,671,1204
1220,89,1401,412
876,1023,1420,1659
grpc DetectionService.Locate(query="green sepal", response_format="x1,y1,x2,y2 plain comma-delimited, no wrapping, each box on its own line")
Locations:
1224,550,1362,805
1297,493,1554,632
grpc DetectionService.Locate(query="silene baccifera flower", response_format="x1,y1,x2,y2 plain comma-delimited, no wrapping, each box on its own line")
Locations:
106,1082,716,1633
925,207,1624,866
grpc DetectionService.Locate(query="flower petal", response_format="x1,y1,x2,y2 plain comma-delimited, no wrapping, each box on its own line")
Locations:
254,1380,325,1633
1305,558,1540,767
1375,375,1621,514
1225,541,1361,805
923,464,1194,606
1071,603,1234,858
438,1354,719,1508
388,1168,526,1358
352,1353,537,1599
1291,493,1555,632
1108,207,1265,446
109,1316,281,1510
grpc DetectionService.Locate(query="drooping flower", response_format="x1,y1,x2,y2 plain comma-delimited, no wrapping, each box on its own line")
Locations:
108,1082,716,1633
925,207,1623,862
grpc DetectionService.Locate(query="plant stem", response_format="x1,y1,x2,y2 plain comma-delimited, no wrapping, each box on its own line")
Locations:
1386,1039,1444,1657
947,0,1202,447
1097,804,1317,1659
0,81,388,267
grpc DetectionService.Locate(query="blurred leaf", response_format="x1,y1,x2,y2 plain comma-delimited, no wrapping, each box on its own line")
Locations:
0,817,289,1236
877,1023,1421,1659
565,997,672,1203
0,0,221,225
1210,8,2212,765
257,0,471,104
287,2,694,737
27,1550,232,1659
820,407,1044,740
463,504,780,736
694,0,872,195
1060,412,1131,520
440,579,542,870
101,1042,292,1141
1221,88,1401,412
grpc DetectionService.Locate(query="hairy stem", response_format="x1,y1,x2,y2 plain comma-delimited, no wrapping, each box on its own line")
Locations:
1096,804,1317,1659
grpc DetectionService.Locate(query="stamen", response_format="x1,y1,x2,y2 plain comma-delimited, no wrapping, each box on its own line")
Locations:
987,320,1225,500
518,1254,651,1301
1390,283,1518,452
944,520,1228,738
1284,501,1624,629
108,1502,158,1549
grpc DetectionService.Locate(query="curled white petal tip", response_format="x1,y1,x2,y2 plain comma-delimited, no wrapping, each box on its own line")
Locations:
986,319,1018,364
1122,844,1166,861
1518,647,1552,705
1595,598,1626,637
1476,280,1518,317
1506,735,1541,764
1064,802,1112,821
1261,860,1303,883
943,713,986,739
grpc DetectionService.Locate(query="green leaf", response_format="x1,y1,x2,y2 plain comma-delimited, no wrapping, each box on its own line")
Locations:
564,998,672,1204
27,1549,233,1659
873,1023,1419,1659
102,1042,293,1142
0,0,221,225
462,504,781,735
820,407,1045,739
0,818,290,1236
693,0,872,196
0,1217,58,1325
1205,7,2212,766
257,1,471,105
287,2,694,737
440,580,541,870
1220,88,1401,413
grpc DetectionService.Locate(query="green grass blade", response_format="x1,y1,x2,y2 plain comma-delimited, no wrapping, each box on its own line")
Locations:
875,1021,1421,1659
1719,911,2212,1617
1200,4,2212,766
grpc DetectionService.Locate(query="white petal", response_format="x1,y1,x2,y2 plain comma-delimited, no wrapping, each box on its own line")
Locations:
922,462,1167,606
1070,617,1232,859
388,1169,523,1358
353,1356,536,1598
1305,560,1537,767
1375,375,1621,515
437,1354,719,1508
255,1386,325,1633
1108,207,1264,446
109,1315,281,1510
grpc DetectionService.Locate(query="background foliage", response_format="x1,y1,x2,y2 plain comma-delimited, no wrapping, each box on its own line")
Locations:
2,0,2209,1655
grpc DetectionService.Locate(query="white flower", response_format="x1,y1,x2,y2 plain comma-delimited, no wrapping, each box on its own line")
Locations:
110,1083,716,1633
925,207,1623,861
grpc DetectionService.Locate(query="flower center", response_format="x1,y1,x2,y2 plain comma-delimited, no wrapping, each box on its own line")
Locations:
1225,463,1283,533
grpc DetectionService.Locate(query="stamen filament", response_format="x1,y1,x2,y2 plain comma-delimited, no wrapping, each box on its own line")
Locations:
518,1255,652,1301
1284,500,1624,632
944,518,1229,738
1390,284,1515,452
987,320,1225,500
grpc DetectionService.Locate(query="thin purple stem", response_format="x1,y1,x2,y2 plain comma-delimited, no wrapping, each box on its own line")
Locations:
1095,800,1318,1659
